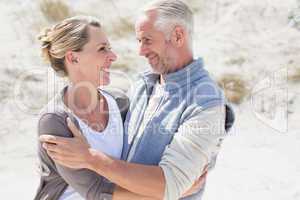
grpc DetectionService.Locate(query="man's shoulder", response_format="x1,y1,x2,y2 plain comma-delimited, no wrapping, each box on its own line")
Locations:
186,79,224,107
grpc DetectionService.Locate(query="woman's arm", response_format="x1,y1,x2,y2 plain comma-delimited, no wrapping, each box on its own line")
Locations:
38,113,114,199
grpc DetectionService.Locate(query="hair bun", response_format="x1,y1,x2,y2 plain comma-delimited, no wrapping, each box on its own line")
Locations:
38,27,52,48
38,27,53,62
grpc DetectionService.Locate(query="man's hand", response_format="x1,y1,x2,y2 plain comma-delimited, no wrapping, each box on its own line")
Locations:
182,166,208,197
39,117,94,169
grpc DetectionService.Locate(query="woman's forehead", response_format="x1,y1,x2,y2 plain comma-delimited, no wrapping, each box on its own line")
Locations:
88,26,108,43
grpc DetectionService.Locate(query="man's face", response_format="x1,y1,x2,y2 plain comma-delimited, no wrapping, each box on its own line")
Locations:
135,11,175,74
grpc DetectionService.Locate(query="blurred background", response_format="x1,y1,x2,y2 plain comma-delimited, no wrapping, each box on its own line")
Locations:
0,0,300,199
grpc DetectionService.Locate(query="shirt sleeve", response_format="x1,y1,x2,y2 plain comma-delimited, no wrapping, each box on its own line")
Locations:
38,113,115,200
159,105,226,200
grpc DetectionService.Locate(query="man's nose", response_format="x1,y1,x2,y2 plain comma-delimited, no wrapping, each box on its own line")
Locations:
139,43,148,57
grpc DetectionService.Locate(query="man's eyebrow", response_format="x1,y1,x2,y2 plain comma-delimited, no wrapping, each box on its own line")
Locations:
136,36,152,40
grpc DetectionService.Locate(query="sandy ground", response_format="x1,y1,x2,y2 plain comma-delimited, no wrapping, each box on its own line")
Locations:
0,0,300,199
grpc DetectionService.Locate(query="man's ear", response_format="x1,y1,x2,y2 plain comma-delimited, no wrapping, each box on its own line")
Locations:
170,26,185,47
65,51,79,65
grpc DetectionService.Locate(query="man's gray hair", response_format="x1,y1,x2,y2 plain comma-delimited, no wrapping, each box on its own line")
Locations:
142,0,194,46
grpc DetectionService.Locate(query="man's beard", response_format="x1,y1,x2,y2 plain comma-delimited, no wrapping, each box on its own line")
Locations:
151,55,171,75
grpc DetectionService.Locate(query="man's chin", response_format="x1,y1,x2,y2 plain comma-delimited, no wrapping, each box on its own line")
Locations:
150,64,164,74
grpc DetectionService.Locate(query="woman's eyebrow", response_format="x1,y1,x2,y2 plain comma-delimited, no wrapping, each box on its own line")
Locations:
96,42,110,47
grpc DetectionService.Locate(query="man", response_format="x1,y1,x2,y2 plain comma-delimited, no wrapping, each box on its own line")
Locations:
40,0,234,199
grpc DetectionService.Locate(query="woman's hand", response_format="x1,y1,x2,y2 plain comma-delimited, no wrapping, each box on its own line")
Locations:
39,117,96,169
181,166,208,198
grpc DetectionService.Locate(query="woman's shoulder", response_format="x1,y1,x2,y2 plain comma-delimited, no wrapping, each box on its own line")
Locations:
38,93,78,138
39,93,66,121
38,111,79,138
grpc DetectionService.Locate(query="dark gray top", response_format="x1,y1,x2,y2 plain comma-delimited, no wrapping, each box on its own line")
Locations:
33,86,129,200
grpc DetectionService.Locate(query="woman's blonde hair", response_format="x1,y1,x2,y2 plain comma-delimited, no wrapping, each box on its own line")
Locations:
38,16,101,77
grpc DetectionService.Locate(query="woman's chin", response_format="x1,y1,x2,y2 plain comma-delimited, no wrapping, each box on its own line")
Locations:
98,78,110,87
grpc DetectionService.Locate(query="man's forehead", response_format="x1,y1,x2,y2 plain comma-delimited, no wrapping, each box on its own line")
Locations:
136,19,152,31
135,22,156,39
136,10,157,30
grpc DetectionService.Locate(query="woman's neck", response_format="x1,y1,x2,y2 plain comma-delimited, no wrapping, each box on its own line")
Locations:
65,83,102,115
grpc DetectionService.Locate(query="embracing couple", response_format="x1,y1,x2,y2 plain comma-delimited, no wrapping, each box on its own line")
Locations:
34,0,234,200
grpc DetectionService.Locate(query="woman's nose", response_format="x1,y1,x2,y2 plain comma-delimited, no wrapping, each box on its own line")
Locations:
109,51,117,62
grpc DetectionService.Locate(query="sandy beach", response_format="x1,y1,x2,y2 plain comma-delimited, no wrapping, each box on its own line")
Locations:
0,0,300,199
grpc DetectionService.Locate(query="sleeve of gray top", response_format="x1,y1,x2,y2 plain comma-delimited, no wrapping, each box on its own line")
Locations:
159,105,226,200
38,113,115,200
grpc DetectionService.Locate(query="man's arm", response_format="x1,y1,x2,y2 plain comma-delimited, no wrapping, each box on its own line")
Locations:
88,149,166,199
159,105,226,200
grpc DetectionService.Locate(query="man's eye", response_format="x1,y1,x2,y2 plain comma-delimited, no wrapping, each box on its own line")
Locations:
145,39,151,44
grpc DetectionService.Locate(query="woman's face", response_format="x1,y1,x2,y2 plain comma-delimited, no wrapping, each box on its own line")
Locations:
70,26,117,87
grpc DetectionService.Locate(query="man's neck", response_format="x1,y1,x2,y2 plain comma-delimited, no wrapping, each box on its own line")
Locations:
160,54,194,84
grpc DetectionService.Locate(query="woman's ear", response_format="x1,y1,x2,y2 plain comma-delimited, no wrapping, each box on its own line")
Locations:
170,26,185,47
65,51,79,65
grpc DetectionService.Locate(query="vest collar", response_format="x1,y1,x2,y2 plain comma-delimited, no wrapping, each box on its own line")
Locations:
140,58,207,94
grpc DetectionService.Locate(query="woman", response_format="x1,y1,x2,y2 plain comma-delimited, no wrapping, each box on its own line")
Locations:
34,16,129,200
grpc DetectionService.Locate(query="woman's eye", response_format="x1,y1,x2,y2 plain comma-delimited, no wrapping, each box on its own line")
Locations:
98,47,106,51
98,47,112,52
